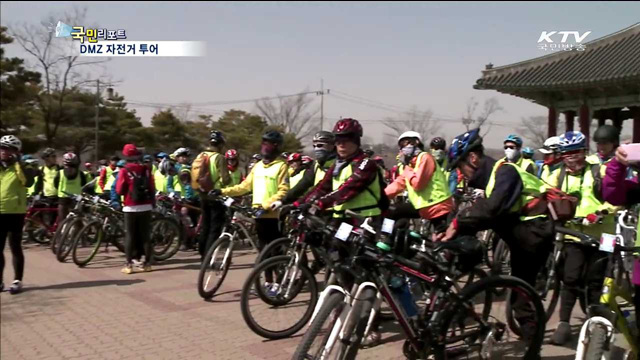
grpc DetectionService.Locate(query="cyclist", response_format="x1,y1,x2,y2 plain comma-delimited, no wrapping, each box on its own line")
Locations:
216,130,289,284
33,148,60,198
195,130,231,259
537,136,563,182
54,152,88,221
588,124,620,171
116,144,155,274
97,155,120,196
0,135,36,294
385,131,454,252
497,134,537,175
109,160,126,210
548,131,617,345
247,153,261,173
153,152,168,174
287,153,304,188
168,147,191,197
225,149,243,186
301,155,313,170
522,147,535,160
441,128,554,351
142,155,154,173
21,155,39,196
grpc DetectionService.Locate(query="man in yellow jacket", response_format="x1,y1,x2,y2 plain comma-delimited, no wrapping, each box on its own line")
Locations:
1,135,36,294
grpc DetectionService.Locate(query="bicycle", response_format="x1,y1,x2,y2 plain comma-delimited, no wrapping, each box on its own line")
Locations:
575,210,639,360
51,192,95,261
22,196,59,245
197,196,259,299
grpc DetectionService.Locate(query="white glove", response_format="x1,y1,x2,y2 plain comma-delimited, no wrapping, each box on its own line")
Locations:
34,195,41,201
270,201,283,211
472,189,485,199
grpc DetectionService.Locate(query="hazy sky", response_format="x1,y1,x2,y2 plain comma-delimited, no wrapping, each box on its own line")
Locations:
2,1,639,146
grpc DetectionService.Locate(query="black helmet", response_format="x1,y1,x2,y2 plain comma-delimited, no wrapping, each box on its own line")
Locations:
210,130,226,144
262,130,283,145
593,125,620,144
41,148,56,158
313,131,335,144
364,149,374,157
430,137,446,150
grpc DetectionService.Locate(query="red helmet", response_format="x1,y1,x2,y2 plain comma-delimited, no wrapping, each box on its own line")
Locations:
225,149,238,160
301,156,313,165
62,152,79,166
84,162,92,169
332,118,363,137
287,153,302,163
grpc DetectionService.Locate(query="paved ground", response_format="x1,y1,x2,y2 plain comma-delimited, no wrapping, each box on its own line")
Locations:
0,243,624,360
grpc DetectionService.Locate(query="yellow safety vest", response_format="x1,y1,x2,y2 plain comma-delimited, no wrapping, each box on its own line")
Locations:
290,170,305,189
0,163,28,214
332,159,381,218
42,165,59,197
58,170,82,198
405,152,451,210
105,171,118,192
154,169,167,194
96,167,114,194
252,160,285,206
229,168,242,186
486,162,548,221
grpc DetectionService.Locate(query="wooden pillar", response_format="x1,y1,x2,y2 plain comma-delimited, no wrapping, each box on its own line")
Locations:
564,111,575,133
579,104,591,148
548,107,557,138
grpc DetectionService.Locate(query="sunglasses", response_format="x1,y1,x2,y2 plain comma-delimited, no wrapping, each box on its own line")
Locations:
504,145,517,150
312,143,328,149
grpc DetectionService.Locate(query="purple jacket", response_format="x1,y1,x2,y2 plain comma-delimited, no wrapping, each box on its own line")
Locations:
602,158,638,206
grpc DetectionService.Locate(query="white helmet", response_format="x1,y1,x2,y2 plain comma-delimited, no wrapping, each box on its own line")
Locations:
0,135,22,151
173,147,190,158
539,136,561,154
398,131,422,145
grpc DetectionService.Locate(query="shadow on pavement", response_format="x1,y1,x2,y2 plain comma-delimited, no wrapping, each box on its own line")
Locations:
205,289,242,303
23,279,145,292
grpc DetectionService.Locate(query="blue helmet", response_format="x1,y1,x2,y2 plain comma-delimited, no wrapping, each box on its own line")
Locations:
156,152,168,159
448,128,483,171
504,134,523,147
143,155,153,162
559,131,587,153
522,147,534,157
116,160,126,168
21,154,34,161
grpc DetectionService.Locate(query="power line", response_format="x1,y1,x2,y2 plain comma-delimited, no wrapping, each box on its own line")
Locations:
129,90,321,108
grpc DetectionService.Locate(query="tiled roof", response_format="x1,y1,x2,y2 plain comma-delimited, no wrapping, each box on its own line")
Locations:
474,23,640,91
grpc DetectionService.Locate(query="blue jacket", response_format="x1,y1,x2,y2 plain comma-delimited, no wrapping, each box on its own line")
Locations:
110,170,121,209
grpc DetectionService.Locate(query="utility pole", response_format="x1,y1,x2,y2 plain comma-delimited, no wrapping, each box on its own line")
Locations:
95,79,100,165
317,79,329,131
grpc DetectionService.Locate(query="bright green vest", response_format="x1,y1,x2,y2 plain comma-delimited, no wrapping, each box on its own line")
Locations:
96,167,114,194
28,176,38,196
332,160,382,218
486,162,547,220
104,170,118,192
154,169,167,194
290,170,305,189
42,165,58,197
58,170,82,198
83,171,94,182
405,152,452,210
314,159,335,185
0,163,28,214
207,152,223,190
230,168,242,186
252,160,285,206
173,174,182,194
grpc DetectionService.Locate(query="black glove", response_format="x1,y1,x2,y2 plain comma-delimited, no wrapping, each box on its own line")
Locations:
208,189,222,198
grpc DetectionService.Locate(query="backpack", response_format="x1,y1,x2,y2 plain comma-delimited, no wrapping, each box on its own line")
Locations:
191,151,214,192
364,160,390,212
129,168,153,203
520,187,579,222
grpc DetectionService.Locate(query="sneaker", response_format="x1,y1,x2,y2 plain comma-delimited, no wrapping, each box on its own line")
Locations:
361,330,381,348
121,264,134,274
133,259,143,269
267,283,280,297
550,321,572,345
9,280,22,294
142,263,152,272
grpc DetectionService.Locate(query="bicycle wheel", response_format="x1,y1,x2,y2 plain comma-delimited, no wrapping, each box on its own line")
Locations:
197,235,233,299
583,323,608,360
342,288,377,360
254,236,293,265
56,218,86,263
150,217,182,261
71,221,104,267
23,217,49,244
435,275,545,360
50,216,74,254
291,292,346,360
240,255,318,339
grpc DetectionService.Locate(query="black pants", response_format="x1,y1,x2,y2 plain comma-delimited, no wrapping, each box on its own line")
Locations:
124,212,152,264
58,197,72,224
559,242,607,322
255,218,283,283
199,200,226,258
0,214,26,282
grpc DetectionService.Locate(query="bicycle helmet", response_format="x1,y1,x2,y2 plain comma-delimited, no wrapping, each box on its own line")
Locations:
156,152,169,160
364,149,375,157
262,130,284,145
333,118,363,137
62,152,80,166
430,137,446,150
251,153,262,161
116,160,126,168
173,147,190,158
41,148,56,158
159,158,175,175
301,156,313,166
558,131,587,153
281,152,290,159
287,153,302,163
397,131,423,145
522,147,534,159
504,134,523,147
143,155,153,163
539,136,561,154
210,130,226,144
21,154,34,162
313,131,336,144
84,162,93,169
225,149,238,160
448,128,483,171
593,125,620,144
0,135,22,151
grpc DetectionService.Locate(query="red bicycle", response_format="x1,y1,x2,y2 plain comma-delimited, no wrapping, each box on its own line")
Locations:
22,196,59,244
156,194,203,250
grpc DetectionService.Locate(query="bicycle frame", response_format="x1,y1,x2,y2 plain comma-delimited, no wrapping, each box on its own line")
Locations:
25,204,59,234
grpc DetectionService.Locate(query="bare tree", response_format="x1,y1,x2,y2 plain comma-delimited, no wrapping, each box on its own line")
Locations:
10,6,109,145
516,115,549,149
255,91,319,141
462,97,503,134
383,106,440,143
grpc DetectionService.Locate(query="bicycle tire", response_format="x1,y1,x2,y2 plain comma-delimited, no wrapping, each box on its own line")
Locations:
583,323,608,360
291,292,346,360
255,237,292,265
151,217,183,261
435,275,545,360
240,255,318,340
56,218,86,262
197,235,233,299
51,216,74,253
505,270,560,337
342,288,377,360
22,217,49,244
71,221,104,267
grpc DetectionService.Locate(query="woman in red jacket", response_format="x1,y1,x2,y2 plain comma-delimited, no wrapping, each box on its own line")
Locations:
116,144,155,274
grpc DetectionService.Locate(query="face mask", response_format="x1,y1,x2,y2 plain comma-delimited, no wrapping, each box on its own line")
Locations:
431,149,446,162
314,148,329,161
261,143,277,160
504,148,520,162
401,145,417,157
